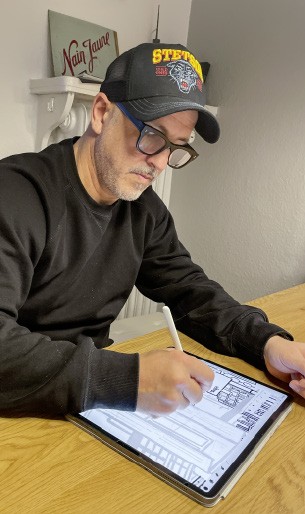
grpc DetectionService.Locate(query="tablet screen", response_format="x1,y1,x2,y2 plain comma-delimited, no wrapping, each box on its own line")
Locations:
71,357,292,505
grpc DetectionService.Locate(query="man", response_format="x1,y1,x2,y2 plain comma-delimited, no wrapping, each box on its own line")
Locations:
0,43,304,417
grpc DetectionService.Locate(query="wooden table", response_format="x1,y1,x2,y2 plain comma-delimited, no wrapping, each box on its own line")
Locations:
1,284,305,513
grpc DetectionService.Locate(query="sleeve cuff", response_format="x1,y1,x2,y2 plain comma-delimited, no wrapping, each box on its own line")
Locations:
231,312,293,369
83,346,139,412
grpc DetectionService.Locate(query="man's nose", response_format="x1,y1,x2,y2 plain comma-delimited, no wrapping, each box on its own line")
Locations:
145,149,170,174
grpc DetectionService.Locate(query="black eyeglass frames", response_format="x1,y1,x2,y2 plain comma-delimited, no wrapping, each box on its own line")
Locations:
116,102,198,169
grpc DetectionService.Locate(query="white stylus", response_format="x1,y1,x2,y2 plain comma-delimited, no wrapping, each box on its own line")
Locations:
162,305,184,351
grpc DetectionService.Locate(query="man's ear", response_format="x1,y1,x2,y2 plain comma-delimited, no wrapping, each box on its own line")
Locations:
91,92,112,135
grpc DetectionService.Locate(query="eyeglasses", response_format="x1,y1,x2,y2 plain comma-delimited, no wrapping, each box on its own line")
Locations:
116,102,198,169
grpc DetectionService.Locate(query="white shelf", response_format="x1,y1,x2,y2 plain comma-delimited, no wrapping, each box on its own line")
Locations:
30,76,100,98
30,76,218,152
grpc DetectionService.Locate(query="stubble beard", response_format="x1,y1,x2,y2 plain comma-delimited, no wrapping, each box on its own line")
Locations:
95,144,157,202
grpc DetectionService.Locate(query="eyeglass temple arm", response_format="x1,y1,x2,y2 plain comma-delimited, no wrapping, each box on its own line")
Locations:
116,102,145,132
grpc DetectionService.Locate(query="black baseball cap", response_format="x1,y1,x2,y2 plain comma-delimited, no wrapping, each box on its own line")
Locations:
100,42,220,144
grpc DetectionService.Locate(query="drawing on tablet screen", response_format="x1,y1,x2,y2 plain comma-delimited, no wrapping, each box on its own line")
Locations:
81,360,287,493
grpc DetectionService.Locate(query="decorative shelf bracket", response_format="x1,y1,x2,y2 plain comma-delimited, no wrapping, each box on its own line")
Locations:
34,92,75,152
30,76,100,151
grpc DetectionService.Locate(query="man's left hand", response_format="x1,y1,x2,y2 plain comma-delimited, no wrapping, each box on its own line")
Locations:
264,335,305,398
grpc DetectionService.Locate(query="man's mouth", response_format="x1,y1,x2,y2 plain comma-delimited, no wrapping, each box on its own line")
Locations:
131,171,155,182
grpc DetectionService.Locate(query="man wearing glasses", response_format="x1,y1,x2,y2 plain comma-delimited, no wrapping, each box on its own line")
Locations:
0,43,304,417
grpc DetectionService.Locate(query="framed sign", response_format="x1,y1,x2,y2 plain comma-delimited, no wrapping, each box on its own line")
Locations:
48,10,119,81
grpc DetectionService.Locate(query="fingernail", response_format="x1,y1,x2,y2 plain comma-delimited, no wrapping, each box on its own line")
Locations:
290,382,300,393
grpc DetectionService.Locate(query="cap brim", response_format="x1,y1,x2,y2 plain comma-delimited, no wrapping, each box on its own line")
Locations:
121,97,220,144
196,109,220,144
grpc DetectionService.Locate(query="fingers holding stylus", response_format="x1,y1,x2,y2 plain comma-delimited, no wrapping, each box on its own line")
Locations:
183,357,215,402
137,349,215,416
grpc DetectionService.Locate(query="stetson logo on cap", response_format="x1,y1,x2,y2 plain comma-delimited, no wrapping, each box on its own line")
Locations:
152,48,203,95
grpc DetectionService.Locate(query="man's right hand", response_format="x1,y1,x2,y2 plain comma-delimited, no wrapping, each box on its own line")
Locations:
136,348,214,417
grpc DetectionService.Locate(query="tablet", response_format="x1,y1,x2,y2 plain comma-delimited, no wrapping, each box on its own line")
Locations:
67,355,292,507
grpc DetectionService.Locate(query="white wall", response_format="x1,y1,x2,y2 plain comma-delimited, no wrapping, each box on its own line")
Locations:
0,0,191,158
170,0,305,302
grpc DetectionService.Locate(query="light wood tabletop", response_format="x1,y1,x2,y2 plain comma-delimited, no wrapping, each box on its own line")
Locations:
1,284,305,513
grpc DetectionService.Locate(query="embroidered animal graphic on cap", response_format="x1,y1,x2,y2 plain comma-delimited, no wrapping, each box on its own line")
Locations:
167,60,198,94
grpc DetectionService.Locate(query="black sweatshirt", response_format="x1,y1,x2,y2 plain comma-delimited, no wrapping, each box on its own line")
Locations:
0,138,291,416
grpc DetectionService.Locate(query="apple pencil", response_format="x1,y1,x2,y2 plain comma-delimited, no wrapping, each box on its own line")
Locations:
162,305,184,351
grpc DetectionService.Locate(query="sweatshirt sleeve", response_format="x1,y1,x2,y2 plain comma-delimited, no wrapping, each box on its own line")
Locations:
136,201,292,369
0,170,138,416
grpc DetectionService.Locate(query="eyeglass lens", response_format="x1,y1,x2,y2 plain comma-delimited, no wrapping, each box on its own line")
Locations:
138,128,167,155
169,149,193,168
